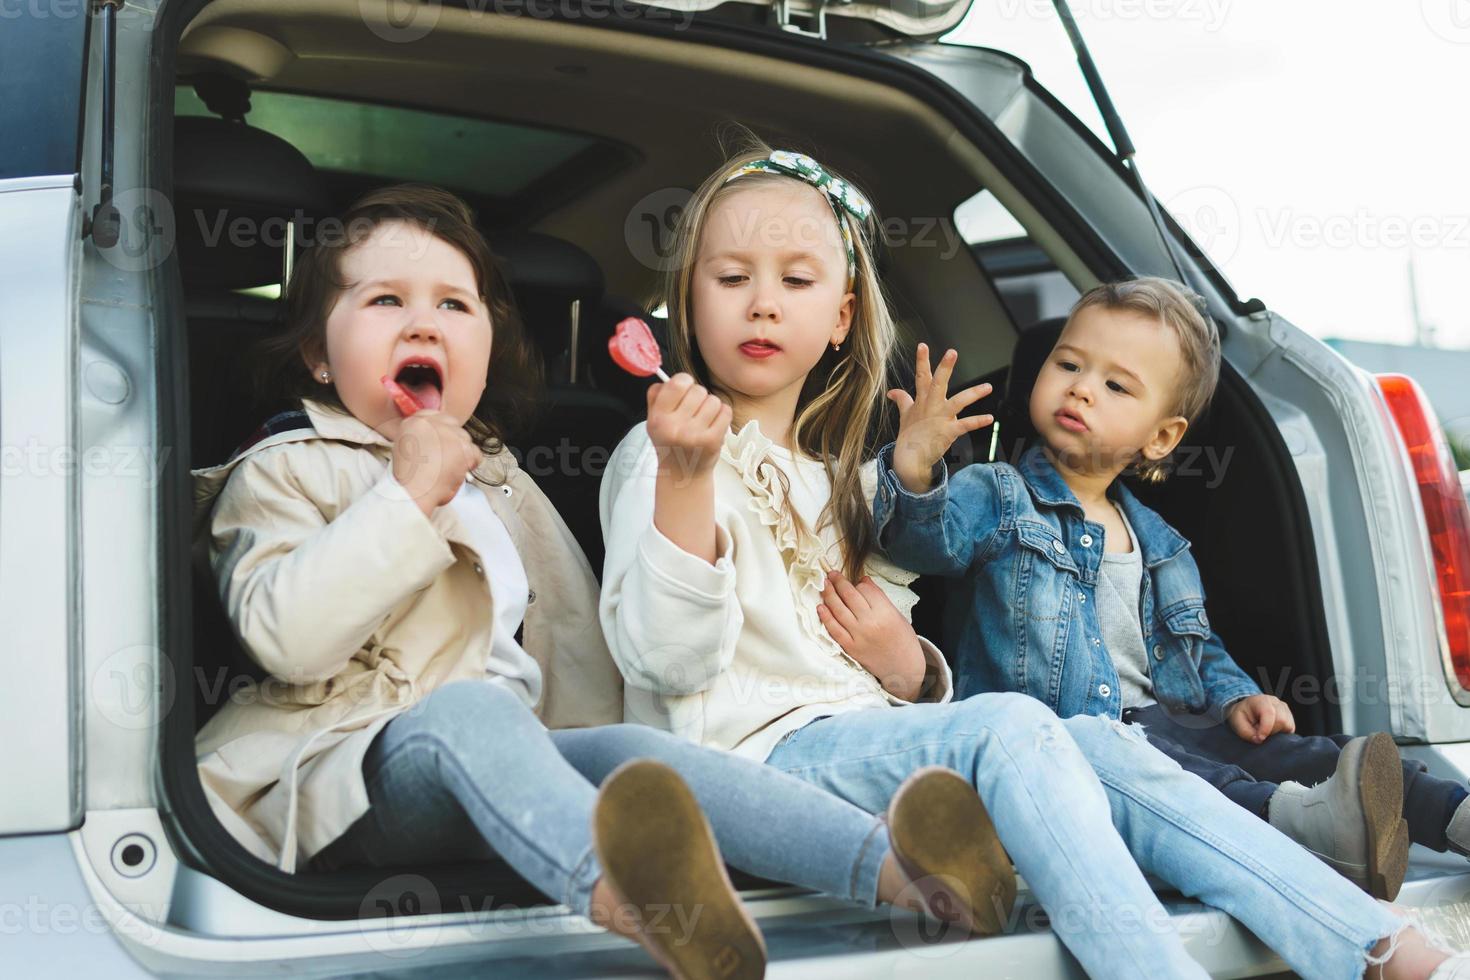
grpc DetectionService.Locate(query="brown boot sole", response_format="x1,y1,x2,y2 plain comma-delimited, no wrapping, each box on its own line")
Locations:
1358,732,1410,902
593,760,766,980
887,766,1017,936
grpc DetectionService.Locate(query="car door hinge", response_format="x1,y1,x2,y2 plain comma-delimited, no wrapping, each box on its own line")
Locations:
772,0,830,39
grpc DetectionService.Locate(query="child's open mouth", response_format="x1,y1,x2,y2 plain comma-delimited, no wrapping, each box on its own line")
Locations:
392,357,444,412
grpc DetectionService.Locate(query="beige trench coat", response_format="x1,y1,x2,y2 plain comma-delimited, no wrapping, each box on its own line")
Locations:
192,400,623,871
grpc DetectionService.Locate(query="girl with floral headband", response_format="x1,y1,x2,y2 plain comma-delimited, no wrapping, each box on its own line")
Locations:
598,141,1463,978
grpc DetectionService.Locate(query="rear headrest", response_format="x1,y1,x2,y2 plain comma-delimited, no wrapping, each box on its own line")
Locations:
488,231,605,375
173,116,332,290
488,231,604,301
1002,317,1066,414
987,316,1066,456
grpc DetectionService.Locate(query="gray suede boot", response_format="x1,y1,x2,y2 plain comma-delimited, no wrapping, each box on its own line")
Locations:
1266,732,1409,900
1445,795,1470,857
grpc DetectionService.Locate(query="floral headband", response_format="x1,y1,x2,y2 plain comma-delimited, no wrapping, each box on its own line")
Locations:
724,150,873,287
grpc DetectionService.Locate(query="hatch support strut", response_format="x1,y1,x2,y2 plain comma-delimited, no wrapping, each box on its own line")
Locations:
85,0,124,248
1050,0,1199,291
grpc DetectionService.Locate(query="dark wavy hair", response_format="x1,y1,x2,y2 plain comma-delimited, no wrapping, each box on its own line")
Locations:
260,183,544,454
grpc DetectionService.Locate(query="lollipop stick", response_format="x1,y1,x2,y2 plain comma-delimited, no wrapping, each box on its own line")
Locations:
655,367,670,382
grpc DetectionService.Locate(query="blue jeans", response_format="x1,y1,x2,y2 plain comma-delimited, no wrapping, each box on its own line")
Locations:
309,680,890,917
765,693,1402,980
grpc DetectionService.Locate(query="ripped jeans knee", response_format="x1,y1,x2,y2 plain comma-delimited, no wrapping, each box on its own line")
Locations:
1060,712,1188,782
1033,716,1067,752
1110,717,1153,745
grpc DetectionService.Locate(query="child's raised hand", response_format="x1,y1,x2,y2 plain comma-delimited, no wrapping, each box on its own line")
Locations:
888,344,994,495
646,373,734,483
1225,693,1296,744
817,571,927,702
391,410,481,517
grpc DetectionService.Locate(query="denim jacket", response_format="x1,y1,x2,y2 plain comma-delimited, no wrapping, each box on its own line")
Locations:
873,443,1261,721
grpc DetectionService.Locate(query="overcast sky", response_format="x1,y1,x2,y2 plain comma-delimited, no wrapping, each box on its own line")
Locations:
946,1,1470,349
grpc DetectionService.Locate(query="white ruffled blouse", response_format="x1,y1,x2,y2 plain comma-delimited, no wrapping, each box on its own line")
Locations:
599,419,953,762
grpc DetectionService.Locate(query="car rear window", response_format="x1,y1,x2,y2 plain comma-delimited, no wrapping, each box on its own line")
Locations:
955,188,1079,329
174,87,605,198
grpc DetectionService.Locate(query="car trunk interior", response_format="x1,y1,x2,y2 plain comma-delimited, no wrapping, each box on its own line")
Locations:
159,0,1337,924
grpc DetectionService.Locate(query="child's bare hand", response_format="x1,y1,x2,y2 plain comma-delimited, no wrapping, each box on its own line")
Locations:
817,571,927,701
391,410,481,517
1226,694,1296,744
887,344,994,495
646,373,733,483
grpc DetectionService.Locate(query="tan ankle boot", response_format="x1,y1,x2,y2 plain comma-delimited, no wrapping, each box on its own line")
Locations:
886,765,1017,936
592,760,766,980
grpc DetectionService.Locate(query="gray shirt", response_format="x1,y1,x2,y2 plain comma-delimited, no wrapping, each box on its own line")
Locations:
1096,504,1156,710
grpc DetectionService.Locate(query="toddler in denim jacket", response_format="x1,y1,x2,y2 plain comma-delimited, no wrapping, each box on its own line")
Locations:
874,277,1470,900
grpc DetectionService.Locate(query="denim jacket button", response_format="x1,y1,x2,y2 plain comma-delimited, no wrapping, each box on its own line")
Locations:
1078,592,1086,603
1197,610,1209,626
1098,683,1112,698
1051,539,1065,554
1080,534,1094,547
1153,644,1165,661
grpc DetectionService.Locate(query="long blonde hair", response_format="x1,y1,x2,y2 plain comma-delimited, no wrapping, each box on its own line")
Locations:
661,135,897,580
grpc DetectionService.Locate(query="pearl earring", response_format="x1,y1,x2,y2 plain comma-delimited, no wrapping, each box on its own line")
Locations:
320,370,330,382
832,342,842,353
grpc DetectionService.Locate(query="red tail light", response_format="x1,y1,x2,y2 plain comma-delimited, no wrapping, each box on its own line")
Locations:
1377,373,1470,690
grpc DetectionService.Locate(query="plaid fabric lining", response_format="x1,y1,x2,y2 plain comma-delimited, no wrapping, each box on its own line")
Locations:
228,410,314,461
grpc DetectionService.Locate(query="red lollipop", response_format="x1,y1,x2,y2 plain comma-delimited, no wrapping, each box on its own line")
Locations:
381,375,423,417
608,317,670,382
